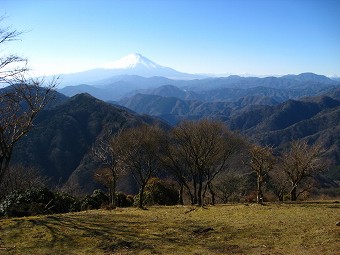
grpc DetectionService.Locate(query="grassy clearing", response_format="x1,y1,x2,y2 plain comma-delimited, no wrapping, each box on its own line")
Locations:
0,202,339,255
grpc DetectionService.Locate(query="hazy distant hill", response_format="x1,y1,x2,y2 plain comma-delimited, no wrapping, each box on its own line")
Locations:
59,72,340,102
58,75,177,100
282,73,336,83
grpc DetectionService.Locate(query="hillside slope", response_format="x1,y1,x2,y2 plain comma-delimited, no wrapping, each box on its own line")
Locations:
12,93,168,194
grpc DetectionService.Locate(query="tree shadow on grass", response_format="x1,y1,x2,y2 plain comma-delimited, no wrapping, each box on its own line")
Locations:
2,210,248,254
20,213,196,254
25,213,146,253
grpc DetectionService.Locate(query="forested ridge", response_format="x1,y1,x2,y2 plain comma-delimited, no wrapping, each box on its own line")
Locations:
0,89,336,217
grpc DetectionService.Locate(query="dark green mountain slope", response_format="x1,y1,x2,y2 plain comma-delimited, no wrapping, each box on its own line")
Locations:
234,96,340,135
229,95,340,170
121,88,340,169
12,93,167,194
258,106,340,161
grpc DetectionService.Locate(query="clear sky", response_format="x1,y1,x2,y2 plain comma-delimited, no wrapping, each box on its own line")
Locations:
2,0,340,76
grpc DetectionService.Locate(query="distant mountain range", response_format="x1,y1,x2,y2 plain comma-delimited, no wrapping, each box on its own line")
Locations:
55,53,202,87
53,53,340,92
55,53,340,104
59,72,340,102
118,74,340,124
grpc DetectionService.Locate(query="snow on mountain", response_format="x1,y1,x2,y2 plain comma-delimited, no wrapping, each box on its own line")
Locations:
56,53,202,87
103,53,161,69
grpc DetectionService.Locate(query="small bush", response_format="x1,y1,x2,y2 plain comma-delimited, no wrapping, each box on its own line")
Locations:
54,192,81,213
81,189,109,210
283,194,291,201
244,191,257,203
148,179,178,205
133,191,151,207
0,188,81,217
81,196,97,210
133,178,178,207
0,188,54,217
116,192,134,207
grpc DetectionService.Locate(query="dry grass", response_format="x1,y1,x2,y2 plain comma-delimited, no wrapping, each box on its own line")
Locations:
0,202,339,254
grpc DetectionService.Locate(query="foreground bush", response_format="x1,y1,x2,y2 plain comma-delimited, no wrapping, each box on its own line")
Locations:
134,178,178,206
0,188,81,217
80,189,109,210
116,192,134,207
0,187,139,217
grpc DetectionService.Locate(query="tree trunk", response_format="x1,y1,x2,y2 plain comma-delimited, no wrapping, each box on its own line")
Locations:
182,181,195,205
138,184,146,209
193,179,198,205
197,175,203,206
257,175,263,204
0,156,11,185
290,185,297,201
202,181,215,205
178,184,184,205
186,186,195,205
208,183,216,205
110,177,117,207
202,182,208,205
278,191,284,202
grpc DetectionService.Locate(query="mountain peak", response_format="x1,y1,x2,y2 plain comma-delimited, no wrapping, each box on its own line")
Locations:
103,53,162,70
282,72,334,83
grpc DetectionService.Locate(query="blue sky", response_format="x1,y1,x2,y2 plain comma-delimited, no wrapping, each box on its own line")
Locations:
2,0,340,76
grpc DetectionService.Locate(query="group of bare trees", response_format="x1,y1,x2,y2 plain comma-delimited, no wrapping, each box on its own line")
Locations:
163,120,244,206
93,120,244,208
249,141,325,203
93,125,166,208
93,120,326,208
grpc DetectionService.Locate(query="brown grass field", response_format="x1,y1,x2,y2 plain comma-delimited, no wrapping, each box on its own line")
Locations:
0,202,339,254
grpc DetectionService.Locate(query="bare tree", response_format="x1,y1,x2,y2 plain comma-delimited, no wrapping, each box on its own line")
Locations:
249,144,275,204
0,19,57,186
281,140,324,201
115,125,165,209
268,165,290,201
0,16,28,83
164,120,244,206
93,130,124,207
215,172,245,203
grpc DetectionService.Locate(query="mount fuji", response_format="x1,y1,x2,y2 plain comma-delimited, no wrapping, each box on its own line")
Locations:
100,53,197,78
103,53,165,69
57,53,200,87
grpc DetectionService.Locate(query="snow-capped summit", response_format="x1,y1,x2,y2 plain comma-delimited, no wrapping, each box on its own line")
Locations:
103,53,162,69
98,53,197,78
55,53,203,87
